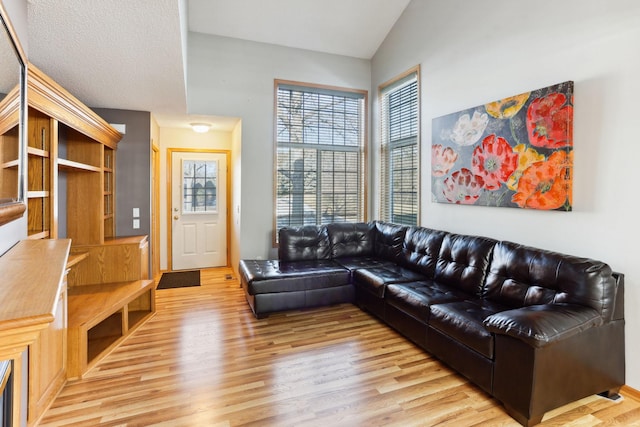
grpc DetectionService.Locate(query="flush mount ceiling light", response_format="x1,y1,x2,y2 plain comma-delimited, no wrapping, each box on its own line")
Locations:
190,122,211,133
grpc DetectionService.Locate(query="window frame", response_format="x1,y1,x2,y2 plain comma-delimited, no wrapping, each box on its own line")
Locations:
378,66,421,226
273,79,368,246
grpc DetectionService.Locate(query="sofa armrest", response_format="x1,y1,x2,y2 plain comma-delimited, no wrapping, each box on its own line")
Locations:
483,304,603,348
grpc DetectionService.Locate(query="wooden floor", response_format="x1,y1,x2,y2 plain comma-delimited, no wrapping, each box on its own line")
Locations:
40,268,640,426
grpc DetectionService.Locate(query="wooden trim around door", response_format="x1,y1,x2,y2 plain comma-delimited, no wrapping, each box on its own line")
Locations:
152,144,160,279
166,148,232,272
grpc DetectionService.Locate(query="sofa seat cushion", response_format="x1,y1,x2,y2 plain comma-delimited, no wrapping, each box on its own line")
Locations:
240,259,350,295
429,299,507,359
352,265,427,298
386,281,469,322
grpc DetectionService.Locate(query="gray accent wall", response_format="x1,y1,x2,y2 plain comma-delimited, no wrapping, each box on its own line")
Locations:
92,108,151,239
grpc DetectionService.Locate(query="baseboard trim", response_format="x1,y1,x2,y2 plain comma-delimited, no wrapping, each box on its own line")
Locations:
622,385,640,401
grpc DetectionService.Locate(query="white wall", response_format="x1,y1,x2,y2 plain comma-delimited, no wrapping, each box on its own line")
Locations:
158,127,233,270
187,33,371,260
372,0,640,390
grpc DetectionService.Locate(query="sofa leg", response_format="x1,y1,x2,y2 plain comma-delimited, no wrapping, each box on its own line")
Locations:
598,388,622,400
503,404,543,427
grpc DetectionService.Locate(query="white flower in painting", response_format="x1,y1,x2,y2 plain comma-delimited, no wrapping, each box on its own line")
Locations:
450,111,489,146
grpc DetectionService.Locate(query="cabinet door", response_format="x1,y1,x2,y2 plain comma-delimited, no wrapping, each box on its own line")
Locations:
28,280,67,425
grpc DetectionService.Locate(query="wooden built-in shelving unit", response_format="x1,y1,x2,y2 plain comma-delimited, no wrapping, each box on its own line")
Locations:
26,64,121,244
1,63,156,425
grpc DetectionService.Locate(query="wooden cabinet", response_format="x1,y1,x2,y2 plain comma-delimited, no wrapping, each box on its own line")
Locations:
28,275,67,426
67,235,150,286
0,239,71,427
26,63,122,245
17,64,156,418
66,236,154,379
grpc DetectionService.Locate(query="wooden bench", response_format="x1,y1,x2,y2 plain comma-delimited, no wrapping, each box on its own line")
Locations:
65,235,155,379
67,279,155,379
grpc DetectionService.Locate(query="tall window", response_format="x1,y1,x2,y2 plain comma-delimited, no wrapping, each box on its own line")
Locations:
379,67,420,226
274,80,367,243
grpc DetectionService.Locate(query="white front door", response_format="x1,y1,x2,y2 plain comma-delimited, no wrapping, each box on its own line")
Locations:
171,151,227,270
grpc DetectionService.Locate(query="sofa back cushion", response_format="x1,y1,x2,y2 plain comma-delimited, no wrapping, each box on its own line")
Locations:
327,222,375,258
484,241,617,319
398,226,447,278
434,233,498,296
372,221,407,262
278,225,331,261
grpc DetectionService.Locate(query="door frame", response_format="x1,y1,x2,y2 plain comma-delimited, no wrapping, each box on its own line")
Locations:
152,144,160,279
166,148,232,272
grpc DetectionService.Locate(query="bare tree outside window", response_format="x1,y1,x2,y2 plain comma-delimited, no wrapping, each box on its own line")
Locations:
182,160,217,213
275,82,366,239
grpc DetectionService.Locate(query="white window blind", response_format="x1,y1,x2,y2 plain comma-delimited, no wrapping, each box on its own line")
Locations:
274,81,367,243
380,69,420,225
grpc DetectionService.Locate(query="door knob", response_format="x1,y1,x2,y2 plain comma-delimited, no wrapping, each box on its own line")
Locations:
173,215,179,220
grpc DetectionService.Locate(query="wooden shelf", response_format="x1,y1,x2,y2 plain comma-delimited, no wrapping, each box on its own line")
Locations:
27,190,49,198
27,230,50,240
86,312,123,363
58,158,101,172
66,251,89,269
1,159,18,168
27,146,49,158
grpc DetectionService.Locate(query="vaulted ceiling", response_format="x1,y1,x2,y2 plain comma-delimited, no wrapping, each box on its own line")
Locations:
26,0,410,130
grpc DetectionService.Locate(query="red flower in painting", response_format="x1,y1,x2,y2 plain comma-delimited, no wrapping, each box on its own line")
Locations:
471,134,518,191
511,150,572,210
526,93,573,149
442,168,484,204
432,144,459,177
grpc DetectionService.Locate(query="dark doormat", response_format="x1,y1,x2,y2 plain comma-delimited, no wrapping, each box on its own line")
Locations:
157,270,201,289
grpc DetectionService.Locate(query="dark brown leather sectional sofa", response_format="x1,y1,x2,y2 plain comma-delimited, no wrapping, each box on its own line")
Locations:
239,221,625,426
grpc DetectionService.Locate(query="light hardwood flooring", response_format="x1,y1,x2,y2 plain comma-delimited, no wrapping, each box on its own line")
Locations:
40,268,640,426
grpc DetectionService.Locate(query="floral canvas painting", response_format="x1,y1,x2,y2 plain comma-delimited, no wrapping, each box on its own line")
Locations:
431,81,573,210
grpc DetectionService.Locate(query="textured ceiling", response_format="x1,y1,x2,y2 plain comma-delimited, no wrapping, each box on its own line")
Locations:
26,0,410,131
27,0,187,115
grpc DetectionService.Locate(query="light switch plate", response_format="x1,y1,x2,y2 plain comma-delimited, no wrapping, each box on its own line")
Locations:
133,207,140,218
133,219,140,229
